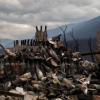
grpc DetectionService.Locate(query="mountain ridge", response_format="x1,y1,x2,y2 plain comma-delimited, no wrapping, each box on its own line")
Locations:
0,16,100,51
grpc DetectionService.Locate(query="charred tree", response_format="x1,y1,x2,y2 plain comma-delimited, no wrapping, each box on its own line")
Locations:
70,29,79,52
88,37,95,62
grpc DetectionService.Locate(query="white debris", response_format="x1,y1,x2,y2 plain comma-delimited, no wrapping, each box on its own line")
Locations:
54,98,62,100
16,87,26,95
24,94,37,100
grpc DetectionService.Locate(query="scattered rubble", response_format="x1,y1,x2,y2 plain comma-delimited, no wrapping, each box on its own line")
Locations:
0,26,100,100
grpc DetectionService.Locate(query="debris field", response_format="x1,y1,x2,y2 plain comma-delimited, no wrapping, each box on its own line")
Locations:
0,26,100,100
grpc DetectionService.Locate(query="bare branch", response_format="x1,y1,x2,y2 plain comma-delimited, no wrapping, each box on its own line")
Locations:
58,25,68,48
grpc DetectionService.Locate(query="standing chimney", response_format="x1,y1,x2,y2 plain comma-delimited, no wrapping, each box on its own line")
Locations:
36,26,38,32
40,26,42,31
45,25,47,32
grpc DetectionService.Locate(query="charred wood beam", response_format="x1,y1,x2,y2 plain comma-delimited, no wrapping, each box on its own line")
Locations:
0,90,24,98
81,51,100,56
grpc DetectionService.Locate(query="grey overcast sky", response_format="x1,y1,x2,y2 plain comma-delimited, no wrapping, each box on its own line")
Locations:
0,0,100,39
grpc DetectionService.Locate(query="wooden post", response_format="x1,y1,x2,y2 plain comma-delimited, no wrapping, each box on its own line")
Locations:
96,32,100,62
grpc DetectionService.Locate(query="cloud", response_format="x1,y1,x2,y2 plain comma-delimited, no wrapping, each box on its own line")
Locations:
0,20,34,39
0,0,100,39
67,0,93,7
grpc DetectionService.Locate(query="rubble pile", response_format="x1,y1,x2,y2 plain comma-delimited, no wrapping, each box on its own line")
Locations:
0,26,100,100
0,42,100,100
